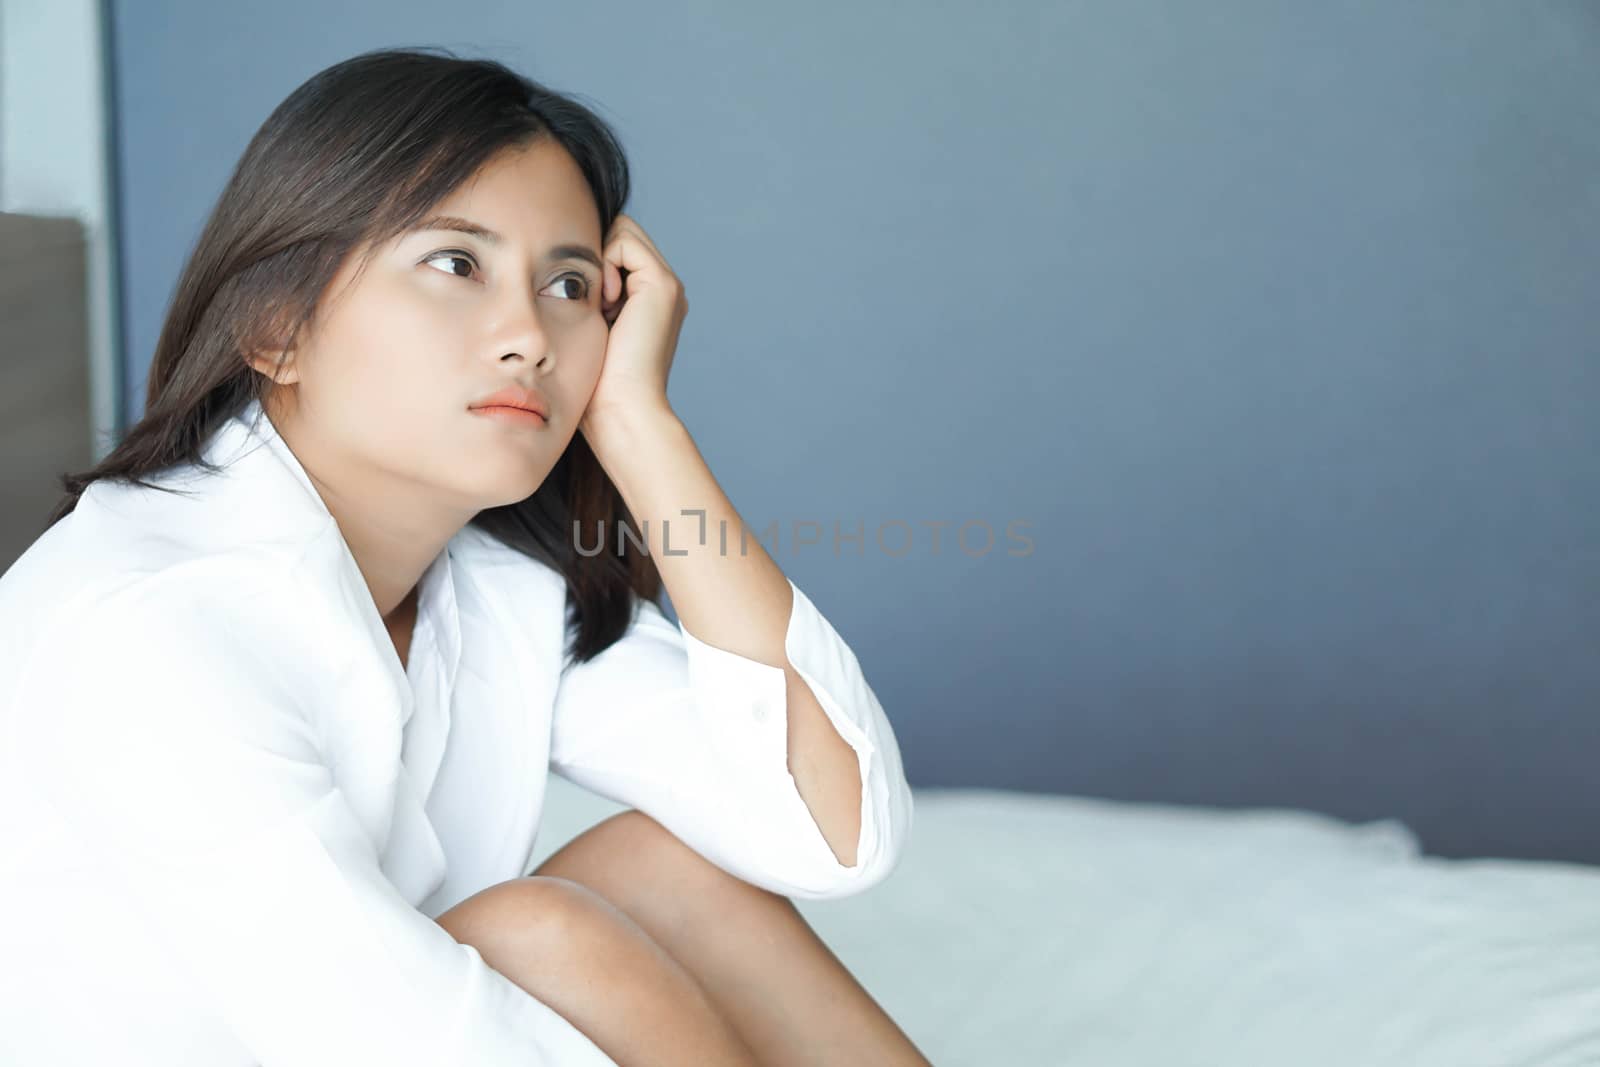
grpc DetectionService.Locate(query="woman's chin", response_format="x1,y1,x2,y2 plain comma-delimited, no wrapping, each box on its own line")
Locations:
463,468,550,511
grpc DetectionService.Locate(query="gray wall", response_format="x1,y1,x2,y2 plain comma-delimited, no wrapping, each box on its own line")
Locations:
109,1,1600,863
1,214,92,570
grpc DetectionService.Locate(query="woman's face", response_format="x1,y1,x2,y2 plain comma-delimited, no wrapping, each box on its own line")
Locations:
260,137,609,512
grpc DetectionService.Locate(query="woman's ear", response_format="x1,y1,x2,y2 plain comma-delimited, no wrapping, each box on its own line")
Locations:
243,307,304,385
244,347,301,386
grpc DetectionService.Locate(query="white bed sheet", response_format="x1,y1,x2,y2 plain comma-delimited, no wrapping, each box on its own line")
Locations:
531,774,1600,1066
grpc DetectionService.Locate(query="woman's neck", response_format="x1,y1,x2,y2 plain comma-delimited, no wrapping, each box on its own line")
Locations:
385,584,421,671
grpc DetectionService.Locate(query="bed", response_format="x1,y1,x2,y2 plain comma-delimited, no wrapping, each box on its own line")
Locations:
530,773,1600,1066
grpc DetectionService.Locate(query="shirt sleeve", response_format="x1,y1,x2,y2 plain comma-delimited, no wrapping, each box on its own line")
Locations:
13,576,621,1067
548,575,914,900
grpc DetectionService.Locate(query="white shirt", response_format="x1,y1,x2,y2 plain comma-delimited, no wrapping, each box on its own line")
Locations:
0,398,914,1067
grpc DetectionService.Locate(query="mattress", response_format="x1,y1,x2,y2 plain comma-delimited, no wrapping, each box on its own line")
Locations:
531,773,1600,1066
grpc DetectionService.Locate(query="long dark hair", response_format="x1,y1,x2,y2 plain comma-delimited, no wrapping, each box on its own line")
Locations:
47,46,660,667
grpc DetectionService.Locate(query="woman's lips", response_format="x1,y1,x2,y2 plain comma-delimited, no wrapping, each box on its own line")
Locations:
470,405,547,426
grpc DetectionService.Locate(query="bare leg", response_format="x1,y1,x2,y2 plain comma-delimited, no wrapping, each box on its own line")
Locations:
532,810,933,1067
435,874,759,1067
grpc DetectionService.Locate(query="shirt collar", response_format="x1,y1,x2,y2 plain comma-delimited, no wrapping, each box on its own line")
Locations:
203,396,463,699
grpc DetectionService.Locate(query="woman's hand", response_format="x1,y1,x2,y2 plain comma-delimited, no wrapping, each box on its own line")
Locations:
579,212,687,449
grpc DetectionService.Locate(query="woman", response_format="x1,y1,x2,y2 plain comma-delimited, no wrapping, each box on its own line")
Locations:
0,47,923,1067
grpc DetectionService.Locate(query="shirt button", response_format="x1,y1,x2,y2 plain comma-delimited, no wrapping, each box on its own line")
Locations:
752,703,769,722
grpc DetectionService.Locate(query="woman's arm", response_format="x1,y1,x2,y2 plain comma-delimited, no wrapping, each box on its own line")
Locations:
587,406,869,866
559,211,914,899
547,536,916,901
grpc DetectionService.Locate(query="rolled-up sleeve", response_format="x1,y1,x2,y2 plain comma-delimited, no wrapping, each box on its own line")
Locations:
548,576,914,900
14,578,620,1067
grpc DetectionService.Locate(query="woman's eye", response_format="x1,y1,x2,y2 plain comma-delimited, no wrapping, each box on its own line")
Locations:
422,253,590,302
423,250,476,279
545,273,592,301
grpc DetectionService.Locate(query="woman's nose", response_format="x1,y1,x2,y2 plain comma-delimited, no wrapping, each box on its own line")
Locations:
486,288,554,370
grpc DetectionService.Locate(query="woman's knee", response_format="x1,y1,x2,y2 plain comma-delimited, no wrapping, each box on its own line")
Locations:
434,874,759,1065
434,874,617,965
535,810,781,910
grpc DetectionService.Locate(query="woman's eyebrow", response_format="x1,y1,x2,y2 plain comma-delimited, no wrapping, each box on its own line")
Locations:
409,214,603,271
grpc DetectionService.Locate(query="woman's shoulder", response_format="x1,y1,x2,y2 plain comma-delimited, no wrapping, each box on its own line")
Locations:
21,543,312,668
1,492,332,698
7,476,311,598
